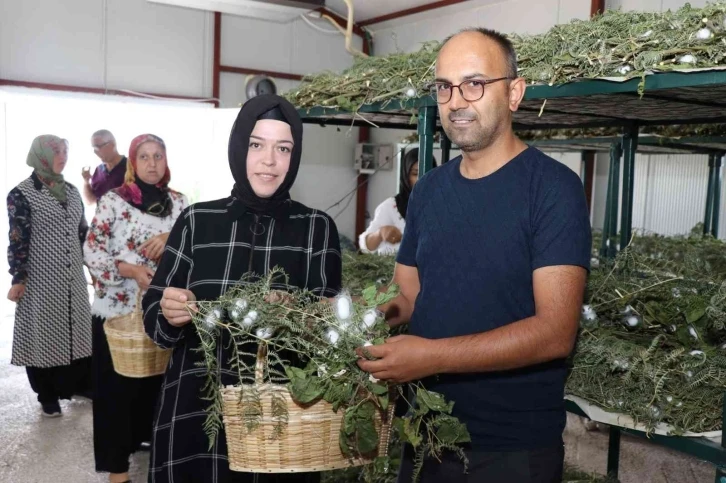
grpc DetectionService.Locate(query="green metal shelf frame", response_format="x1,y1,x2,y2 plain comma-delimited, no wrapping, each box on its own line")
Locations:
566,399,726,482
530,135,726,246
296,69,726,481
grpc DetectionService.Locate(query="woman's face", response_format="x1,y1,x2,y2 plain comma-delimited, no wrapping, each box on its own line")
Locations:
245,119,293,198
135,141,167,185
408,162,419,188
52,141,68,174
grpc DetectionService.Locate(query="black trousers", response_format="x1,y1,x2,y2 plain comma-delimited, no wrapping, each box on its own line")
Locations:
92,315,163,474
397,442,564,483
26,356,91,404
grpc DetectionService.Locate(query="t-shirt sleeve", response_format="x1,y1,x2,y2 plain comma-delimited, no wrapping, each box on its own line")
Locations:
531,167,591,271
396,188,418,267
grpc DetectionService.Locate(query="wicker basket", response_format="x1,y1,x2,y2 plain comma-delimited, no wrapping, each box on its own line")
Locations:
104,292,171,378
222,344,395,473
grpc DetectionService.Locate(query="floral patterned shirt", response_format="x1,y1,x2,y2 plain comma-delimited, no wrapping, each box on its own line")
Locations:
84,190,187,318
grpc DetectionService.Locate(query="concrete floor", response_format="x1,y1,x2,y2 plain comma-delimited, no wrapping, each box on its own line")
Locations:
0,308,717,483
0,313,148,483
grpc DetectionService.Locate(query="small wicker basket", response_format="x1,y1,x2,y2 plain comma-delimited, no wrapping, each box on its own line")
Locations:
222,343,395,473
104,292,171,378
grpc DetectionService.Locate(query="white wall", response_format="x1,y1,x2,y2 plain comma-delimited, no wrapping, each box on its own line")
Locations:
364,0,590,228
605,0,710,11
592,152,719,238
0,0,360,105
0,0,363,242
367,0,589,55
591,0,714,237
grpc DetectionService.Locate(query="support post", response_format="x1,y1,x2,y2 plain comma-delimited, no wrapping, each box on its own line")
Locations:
601,141,622,259
417,106,437,175
607,426,622,479
440,133,451,164
620,125,639,250
713,154,723,238
582,150,596,214
717,392,726,483
705,154,716,236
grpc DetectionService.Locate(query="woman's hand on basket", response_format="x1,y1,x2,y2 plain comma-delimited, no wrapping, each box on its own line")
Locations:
7,284,26,302
161,287,198,327
118,262,154,291
139,233,169,262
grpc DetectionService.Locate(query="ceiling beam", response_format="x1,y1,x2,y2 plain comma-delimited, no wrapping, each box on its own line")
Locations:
219,65,303,81
358,0,472,27
0,79,216,103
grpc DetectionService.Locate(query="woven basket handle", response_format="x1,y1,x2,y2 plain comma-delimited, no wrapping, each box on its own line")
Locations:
135,290,144,315
254,343,267,385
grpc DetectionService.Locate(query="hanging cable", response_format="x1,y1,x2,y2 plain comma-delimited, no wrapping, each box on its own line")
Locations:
300,13,341,35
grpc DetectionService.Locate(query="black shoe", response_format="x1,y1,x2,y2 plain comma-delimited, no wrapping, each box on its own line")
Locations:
41,401,62,418
138,441,151,451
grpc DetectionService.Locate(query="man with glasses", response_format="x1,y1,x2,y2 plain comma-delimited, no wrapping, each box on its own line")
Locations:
358,28,591,482
81,129,127,205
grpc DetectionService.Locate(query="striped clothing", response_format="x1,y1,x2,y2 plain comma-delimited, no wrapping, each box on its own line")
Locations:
142,197,341,483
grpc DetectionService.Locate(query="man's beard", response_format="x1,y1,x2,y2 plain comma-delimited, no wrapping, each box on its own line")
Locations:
443,120,497,153
443,105,510,153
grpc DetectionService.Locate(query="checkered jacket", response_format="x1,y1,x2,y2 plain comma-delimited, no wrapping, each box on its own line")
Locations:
143,196,341,483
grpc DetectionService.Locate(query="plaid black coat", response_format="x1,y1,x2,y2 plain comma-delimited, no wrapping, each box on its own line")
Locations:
143,197,341,483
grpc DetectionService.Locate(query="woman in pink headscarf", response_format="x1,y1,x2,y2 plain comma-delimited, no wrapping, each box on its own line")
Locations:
84,134,187,483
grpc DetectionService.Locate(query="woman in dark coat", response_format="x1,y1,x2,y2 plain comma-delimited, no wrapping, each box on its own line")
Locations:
143,95,342,483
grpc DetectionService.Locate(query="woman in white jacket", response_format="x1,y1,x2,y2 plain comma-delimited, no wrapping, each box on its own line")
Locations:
358,148,436,255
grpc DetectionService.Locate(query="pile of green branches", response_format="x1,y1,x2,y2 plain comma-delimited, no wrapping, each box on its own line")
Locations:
570,236,726,434
342,251,396,293
286,2,726,111
192,268,470,481
519,123,726,141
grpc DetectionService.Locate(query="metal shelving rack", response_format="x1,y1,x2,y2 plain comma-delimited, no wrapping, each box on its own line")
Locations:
530,135,726,257
296,69,726,482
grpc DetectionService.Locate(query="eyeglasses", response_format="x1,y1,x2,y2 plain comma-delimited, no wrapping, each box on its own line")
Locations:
428,78,512,104
92,141,111,151
147,199,170,216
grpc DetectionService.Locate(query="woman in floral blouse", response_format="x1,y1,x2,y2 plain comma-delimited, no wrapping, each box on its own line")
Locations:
84,134,187,483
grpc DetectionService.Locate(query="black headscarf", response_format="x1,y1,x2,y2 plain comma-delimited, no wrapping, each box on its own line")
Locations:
229,95,303,218
394,148,437,220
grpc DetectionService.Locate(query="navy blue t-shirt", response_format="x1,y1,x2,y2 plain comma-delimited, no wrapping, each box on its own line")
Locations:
397,146,591,451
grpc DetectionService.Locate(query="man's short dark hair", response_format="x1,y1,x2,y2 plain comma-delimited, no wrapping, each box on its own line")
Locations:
441,28,518,79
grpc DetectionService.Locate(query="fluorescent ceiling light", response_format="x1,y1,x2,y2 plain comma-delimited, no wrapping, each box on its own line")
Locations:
148,0,325,23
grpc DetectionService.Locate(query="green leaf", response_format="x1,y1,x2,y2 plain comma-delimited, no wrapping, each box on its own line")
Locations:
434,416,472,444
287,370,323,404
285,366,306,381
362,285,378,305
358,401,376,419
373,456,392,474
402,418,423,447
378,394,389,412
416,388,454,414
686,305,706,324
343,407,357,435
339,427,352,456
370,382,389,395
355,418,379,454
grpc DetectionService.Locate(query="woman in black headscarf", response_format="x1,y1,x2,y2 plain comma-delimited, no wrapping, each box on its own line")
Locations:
142,95,341,483
359,148,436,255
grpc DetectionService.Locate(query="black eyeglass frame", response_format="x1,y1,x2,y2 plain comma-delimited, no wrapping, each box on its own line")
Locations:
428,77,513,104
